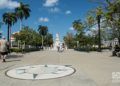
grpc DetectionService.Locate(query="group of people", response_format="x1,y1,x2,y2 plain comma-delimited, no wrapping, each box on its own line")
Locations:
57,43,65,52
0,37,9,62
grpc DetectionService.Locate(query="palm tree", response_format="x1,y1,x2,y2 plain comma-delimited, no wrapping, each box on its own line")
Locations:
42,33,53,47
73,19,84,32
73,20,85,45
86,15,95,28
96,7,103,52
64,32,74,48
105,0,120,45
3,12,17,43
15,2,31,30
38,25,48,47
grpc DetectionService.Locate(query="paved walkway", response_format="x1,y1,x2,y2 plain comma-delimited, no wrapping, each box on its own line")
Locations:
0,49,120,86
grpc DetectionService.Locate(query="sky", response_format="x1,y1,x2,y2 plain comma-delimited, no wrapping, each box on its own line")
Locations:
0,0,99,41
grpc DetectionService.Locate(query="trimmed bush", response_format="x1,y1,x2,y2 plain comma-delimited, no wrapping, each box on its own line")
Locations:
74,46,110,52
10,48,22,53
24,48,40,52
10,47,40,53
74,47,96,52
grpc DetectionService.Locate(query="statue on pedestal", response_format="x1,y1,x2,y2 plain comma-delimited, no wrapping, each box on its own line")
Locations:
53,33,60,50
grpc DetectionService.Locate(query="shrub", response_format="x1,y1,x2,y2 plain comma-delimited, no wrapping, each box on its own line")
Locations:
10,48,22,53
24,48,40,52
10,47,40,53
74,47,98,52
74,46,110,52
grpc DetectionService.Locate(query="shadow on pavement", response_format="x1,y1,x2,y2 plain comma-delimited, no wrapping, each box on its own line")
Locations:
6,59,21,62
6,54,23,59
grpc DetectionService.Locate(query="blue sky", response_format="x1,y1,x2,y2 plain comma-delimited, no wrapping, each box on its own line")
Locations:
0,0,99,41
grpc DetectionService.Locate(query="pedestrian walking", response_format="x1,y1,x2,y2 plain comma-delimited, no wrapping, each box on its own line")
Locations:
0,37,9,62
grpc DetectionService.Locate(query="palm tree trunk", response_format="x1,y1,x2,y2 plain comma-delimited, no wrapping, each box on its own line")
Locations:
20,19,22,30
7,24,10,42
7,24,10,52
42,35,43,47
98,17,101,52
9,26,11,48
0,23,2,39
118,25,120,45
118,29,120,46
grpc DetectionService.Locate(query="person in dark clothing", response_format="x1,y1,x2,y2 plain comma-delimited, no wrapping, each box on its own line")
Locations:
112,45,120,56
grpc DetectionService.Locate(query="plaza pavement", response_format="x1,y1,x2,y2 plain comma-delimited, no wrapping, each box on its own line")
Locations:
0,49,120,86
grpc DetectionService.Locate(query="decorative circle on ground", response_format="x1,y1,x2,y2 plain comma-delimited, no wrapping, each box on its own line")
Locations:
6,65,75,80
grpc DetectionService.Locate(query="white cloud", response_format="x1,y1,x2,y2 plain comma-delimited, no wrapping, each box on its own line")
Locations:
49,7,60,13
69,27,74,30
43,0,59,7
65,10,72,15
38,17,49,22
0,0,20,9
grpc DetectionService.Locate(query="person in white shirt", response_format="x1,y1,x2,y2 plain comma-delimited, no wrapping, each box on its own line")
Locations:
0,37,9,62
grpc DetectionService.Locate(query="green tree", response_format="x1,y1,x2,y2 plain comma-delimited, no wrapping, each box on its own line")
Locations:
89,0,120,45
3,12,17,43
86,15,95,28
13,26,42,47
64,32,75,48
38,25,48,47
73,19,84,32
96,7,103,52
105,0,120,44
45,33,53,47
89,7,103,51
15,2,31,30
73,19,86,46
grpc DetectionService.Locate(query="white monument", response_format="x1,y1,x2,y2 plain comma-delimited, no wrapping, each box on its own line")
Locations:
53,33,60,50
